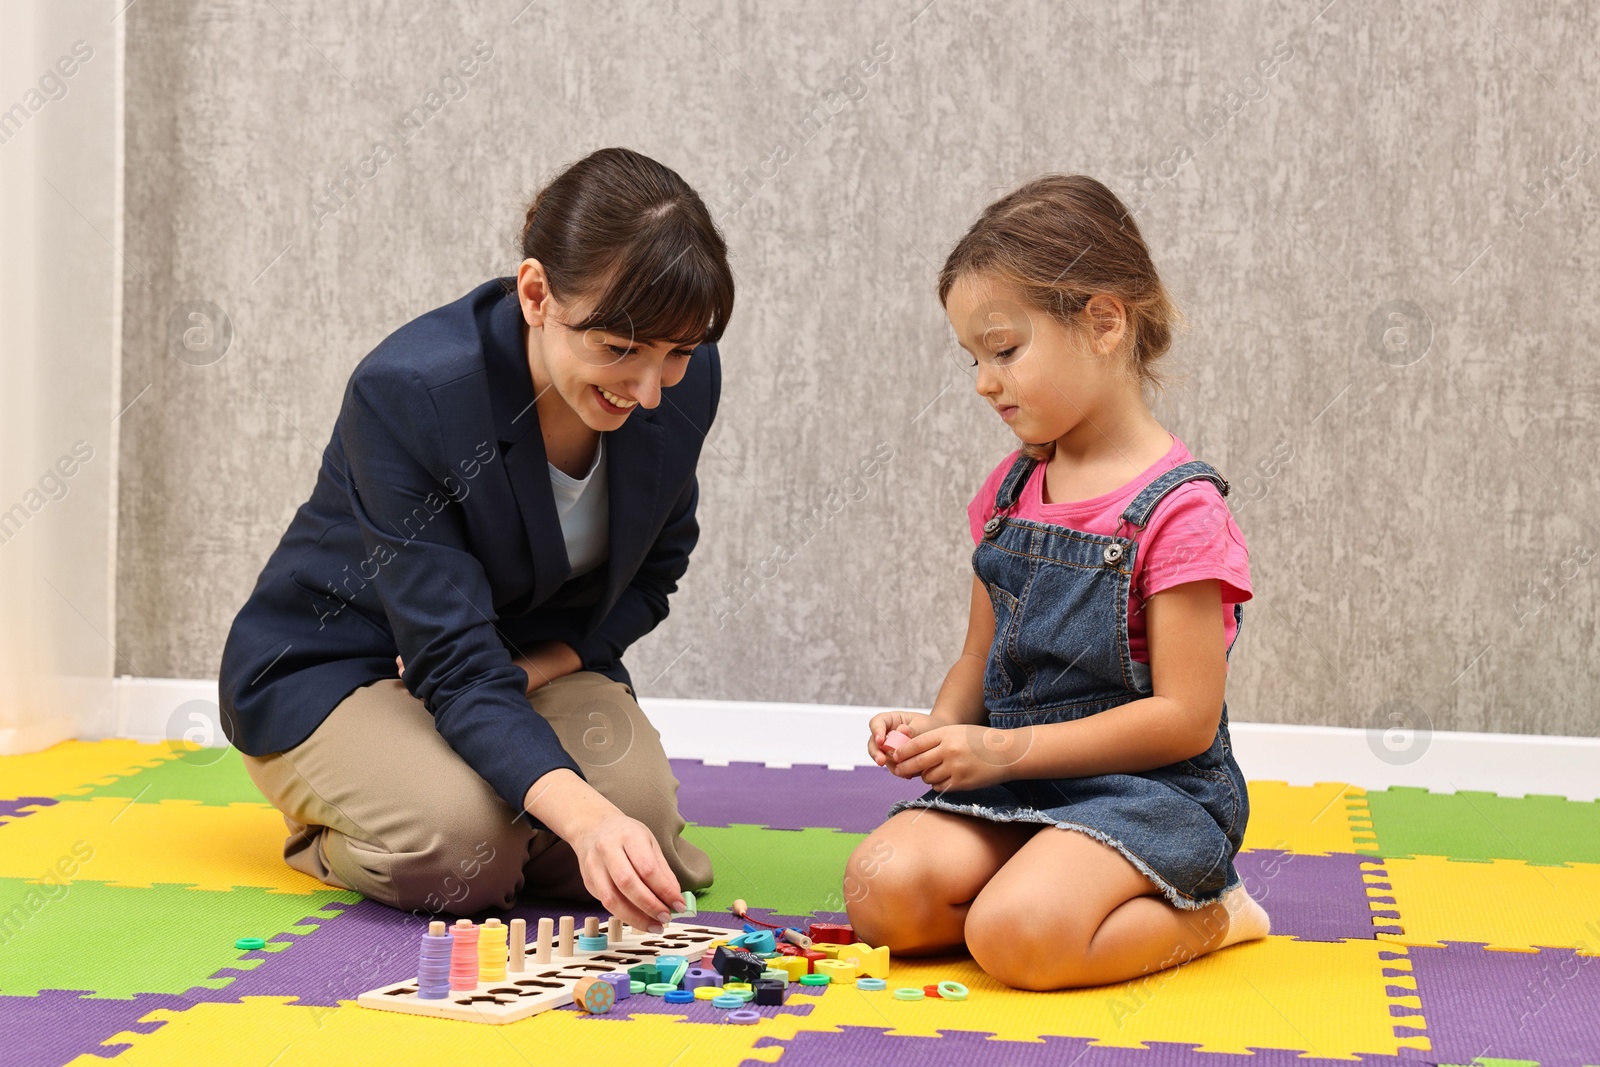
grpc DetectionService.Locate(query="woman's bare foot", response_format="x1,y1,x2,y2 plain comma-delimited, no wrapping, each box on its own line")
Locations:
1216,884,1271,949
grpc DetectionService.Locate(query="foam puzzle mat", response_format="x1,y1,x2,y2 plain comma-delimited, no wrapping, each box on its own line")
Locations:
1,740,1596,1066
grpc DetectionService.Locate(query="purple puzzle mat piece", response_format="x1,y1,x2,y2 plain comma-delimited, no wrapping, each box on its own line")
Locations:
1401,941,1600,1067
1234,850,1395,942
0,796,58,821
670,759,924,832
747,1026,1431,1067
6,990,192,1067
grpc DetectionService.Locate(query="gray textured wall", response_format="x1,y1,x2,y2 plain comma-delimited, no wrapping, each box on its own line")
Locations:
119,0,1600,739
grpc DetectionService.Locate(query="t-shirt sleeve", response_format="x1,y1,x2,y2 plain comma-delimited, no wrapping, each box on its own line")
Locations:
1134,481,1253,604
967,451,1022,544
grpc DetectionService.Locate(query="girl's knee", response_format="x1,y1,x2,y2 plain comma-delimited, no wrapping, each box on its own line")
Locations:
966,891,1077,990
843,834,948,949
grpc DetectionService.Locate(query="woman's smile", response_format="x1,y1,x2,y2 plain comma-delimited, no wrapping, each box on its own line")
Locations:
594,384,639,413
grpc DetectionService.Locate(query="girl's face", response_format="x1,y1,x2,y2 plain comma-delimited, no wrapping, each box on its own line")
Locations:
519,260,697,429
943,272,1129,447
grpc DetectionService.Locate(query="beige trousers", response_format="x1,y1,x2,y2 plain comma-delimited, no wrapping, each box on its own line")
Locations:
241,672,713,916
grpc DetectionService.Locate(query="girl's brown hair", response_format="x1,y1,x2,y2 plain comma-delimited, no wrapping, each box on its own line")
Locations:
507,147,735,347
938,174,1185,461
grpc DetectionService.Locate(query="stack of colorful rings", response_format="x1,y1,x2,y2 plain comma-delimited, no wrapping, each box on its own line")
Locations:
415,925,451,1000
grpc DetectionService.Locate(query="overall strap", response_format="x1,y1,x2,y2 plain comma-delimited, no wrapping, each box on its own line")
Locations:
980,452,1038,540
1117,460,1231,532
993,452,1038,511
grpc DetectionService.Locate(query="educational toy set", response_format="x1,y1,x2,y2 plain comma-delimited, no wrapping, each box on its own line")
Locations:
356,896,965,1025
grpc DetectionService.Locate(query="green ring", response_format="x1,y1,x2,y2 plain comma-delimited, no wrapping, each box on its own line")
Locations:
799,973,831,986
936,980,969,1001
629,980,645,995
855,977,887,991
893,987,925,1001
645,982,676,996
234,938,266,951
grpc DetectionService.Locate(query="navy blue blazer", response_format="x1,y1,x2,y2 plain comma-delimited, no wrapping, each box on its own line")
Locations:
218,277,720,823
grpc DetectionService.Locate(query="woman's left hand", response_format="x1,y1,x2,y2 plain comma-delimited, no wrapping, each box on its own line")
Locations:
888,723,1032,793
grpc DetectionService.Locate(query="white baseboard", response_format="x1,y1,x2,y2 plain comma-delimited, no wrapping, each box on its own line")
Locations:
103,676,1600,801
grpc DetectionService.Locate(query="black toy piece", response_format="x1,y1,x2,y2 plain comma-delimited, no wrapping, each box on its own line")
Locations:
753,978,785,1006
712,945,765,983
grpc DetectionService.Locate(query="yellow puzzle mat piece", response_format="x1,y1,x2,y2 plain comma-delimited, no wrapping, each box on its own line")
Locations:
743,936,1427,1060
1377,854,1600,955
0,739,176,800
69,996,784,1067
1241,782,1376,855
69,938,1426,1065
0,796,327,894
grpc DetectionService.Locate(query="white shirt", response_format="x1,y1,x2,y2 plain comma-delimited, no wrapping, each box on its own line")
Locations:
547,435,609,577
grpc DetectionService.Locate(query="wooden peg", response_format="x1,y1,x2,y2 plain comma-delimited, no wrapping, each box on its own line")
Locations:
558,915,575,957
535,917,553,963
509,918,526,972
429,920,446,937
607,915,621,943
583,915,600,938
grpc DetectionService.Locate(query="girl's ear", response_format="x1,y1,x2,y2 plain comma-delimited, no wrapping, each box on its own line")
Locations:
1083,293,1128,355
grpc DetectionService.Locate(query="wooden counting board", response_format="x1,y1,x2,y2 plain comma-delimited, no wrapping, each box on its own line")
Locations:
356,920,729,1025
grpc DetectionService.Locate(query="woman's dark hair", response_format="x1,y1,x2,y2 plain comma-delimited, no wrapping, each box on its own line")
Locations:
938,174,1185,461
508,147,735,347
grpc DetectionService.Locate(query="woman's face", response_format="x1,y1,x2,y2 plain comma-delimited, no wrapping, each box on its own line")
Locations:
943,272,1128,447
520,261,697,429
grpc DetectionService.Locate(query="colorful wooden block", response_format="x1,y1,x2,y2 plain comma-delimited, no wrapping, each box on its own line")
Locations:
815,958,858,983
838,942,890,979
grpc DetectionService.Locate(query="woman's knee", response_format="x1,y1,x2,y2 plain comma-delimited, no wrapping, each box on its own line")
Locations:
328,799,535,915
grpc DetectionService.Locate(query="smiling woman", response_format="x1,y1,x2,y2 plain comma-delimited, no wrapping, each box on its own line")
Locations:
218,147,734,928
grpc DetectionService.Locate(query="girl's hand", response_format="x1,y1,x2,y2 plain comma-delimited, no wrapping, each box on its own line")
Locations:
567,808,686,933
395,654,404,677
867,710,933,767
889,723,1031,793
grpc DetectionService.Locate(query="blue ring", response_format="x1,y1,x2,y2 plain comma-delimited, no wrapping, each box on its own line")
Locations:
855,977,887,991
663,989,694,1003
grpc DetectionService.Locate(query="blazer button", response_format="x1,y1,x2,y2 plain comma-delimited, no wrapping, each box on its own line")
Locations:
1103,543,1124,564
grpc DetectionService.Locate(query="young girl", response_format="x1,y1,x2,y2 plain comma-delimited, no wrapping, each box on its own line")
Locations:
846,174,1271,991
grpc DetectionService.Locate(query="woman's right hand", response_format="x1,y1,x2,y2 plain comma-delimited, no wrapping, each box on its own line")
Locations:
867,710,934,767
566,808,685,934
524,767,685,933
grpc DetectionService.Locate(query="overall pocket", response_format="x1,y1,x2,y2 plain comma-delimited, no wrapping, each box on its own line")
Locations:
983,583,1022,701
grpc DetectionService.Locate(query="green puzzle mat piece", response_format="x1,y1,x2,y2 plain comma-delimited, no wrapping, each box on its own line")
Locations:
0,878,357,998
69,748,269,807
1364,786,1600,865
683,823,864,917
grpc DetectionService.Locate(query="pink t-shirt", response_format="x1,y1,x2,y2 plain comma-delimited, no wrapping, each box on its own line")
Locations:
966,433,1252,665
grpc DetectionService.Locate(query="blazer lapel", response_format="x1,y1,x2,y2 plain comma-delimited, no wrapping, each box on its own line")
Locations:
485,282,571,604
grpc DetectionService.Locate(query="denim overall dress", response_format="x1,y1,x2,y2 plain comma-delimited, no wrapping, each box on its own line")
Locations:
887,455,1249,910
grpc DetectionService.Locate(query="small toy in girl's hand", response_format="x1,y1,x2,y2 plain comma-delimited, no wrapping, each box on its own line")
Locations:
882,729,912,758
